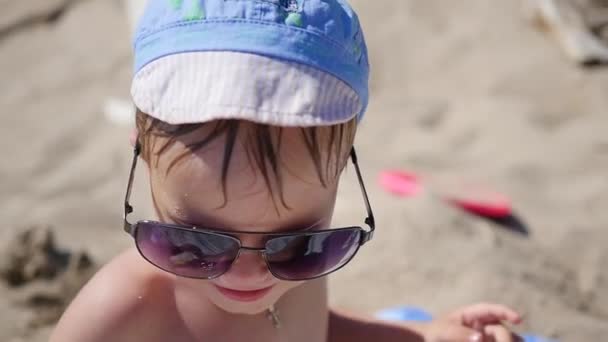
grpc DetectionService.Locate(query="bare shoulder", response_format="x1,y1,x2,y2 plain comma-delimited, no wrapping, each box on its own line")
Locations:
50,248,179,342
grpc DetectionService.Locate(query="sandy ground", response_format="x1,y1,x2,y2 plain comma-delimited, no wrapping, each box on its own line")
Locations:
1,0,607,341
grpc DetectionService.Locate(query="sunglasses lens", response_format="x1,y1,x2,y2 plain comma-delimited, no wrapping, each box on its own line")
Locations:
265,229,361,281
135,222,240,279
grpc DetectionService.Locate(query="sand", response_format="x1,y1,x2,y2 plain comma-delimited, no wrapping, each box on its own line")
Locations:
1,1,607,341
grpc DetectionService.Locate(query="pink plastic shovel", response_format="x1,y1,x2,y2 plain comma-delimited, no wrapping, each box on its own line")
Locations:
379,170,512,219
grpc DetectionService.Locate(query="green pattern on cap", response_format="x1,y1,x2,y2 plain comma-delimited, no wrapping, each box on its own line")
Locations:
169,0,183,10
184,1,205,20
285,12,303,27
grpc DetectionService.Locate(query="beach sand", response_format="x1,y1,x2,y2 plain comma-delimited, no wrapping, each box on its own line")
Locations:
1,1,607,341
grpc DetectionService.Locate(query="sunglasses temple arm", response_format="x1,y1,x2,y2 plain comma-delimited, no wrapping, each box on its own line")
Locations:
350,148,375,244
123,141,141,235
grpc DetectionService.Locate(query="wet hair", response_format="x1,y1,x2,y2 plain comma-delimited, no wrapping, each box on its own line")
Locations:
135,110,357,211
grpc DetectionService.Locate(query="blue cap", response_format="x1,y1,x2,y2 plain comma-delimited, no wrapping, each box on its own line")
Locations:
131,0,370,126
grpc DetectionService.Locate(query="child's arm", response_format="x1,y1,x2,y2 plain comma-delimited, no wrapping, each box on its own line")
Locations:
50,249,171,342
50,286,137,342
328,303,523,342
50,271,135,341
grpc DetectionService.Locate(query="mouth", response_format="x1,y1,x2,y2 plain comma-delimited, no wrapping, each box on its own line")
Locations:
214,285,274,302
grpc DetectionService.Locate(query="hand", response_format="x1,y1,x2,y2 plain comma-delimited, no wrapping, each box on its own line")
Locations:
422,303,523,342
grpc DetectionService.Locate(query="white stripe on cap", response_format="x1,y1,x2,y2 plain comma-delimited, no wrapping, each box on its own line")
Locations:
131,51,362,127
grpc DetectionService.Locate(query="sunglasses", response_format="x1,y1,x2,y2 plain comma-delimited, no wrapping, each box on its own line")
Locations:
123,143,375,281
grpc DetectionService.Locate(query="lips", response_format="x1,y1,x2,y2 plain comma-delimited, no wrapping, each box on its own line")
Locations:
214,285,274,302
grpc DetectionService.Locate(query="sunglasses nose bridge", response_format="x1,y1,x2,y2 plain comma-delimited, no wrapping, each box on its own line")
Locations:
239,246,266,254
222,246,272,279
236,247,271,271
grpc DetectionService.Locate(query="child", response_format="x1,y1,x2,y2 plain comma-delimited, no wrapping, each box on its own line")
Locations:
51,0,523,341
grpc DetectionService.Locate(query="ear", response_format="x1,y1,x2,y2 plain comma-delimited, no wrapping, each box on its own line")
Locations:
129,128,138,147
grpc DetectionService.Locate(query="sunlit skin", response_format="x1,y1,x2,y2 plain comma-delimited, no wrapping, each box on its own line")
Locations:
147,122,342,317
50,121,524,342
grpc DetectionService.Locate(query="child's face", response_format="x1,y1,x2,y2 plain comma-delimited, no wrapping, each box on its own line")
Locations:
146,123,340,315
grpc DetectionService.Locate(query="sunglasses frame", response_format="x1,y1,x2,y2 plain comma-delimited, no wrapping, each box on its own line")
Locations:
131,221,365,281
123,141,376,280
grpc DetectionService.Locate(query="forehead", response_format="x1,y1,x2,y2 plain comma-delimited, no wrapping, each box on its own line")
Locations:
147,124,339,232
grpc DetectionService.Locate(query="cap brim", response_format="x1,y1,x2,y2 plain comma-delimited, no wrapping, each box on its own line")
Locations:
131,51,362,127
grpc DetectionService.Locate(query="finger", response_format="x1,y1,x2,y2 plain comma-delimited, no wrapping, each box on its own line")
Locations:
459,303,522,326
484,324,524,342
436,325,484,342
470,303,521,323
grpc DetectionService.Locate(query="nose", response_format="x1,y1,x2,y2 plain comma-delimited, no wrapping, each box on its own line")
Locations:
221,248,272,283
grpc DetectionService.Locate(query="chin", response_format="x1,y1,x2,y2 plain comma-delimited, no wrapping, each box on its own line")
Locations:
209,295,276,315
207,282,301,315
